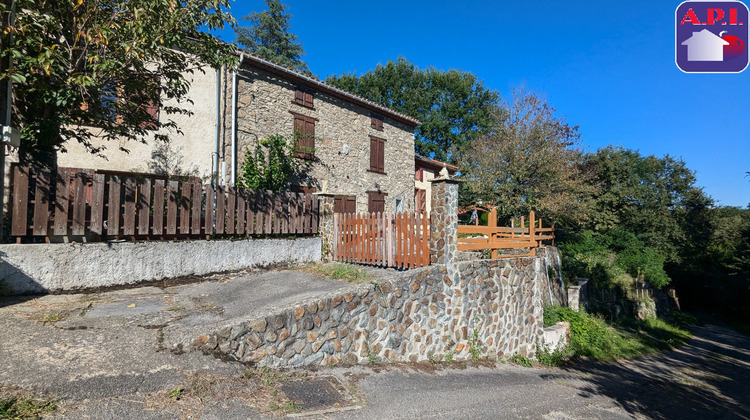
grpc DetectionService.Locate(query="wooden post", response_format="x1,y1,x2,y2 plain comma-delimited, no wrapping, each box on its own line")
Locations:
528,211,536,256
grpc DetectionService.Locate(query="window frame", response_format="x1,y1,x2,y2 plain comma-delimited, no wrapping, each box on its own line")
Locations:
293,87,315,109
371,113,384,131
291,111,317,160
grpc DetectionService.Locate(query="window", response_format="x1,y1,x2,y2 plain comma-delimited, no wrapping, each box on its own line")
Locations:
81,74,160,130
371,113,384,131
293,87,314,108
368,191,387,214
415,188,426,213
334,195,356,214
292,112,315,159
415,168,424,181
369,136,386,174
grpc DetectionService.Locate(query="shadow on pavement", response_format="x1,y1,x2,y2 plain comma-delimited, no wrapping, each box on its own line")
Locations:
565,320,750,419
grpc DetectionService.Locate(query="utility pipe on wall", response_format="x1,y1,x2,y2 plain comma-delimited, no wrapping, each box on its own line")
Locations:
213,66,221,187
230,53,243,187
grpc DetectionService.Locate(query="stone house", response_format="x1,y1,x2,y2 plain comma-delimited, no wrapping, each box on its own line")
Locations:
39,52,420,215
414,154,458,214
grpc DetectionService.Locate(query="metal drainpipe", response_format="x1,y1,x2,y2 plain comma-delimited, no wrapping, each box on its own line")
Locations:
230,53,243,187
213,66,221,187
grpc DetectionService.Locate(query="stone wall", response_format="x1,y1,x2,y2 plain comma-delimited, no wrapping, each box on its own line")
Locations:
0,237,320,294
193,256,545,366
227,65,416,213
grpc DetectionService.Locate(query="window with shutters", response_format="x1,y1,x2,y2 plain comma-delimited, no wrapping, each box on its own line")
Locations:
81,74,160,130
334,195,356,214
371,113,384,131
293,87,314,109
367,191,387,214
369,136,386,174
415,188,426,213
292,112,316,159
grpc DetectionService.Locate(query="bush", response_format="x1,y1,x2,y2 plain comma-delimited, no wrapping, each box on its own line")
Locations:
544,305,628,360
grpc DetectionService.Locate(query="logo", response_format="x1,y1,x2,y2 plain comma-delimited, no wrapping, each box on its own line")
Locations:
676,1,749,73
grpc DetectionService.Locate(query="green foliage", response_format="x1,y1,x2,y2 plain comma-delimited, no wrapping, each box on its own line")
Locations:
458,88,597,225
2,0,237,167
560,229,671,289
168,386,184,400
536,344,571,367
509,354,533,367
235,0,310,74
0,396,56,419
543,306,692,361
238,134,307,192
326,58,498,163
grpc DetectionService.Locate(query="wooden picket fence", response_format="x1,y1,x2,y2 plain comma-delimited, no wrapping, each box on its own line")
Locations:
9,164,318,242
333,212,430,270
457,209,554,258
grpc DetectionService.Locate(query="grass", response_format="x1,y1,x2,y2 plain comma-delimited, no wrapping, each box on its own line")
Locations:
543,305,692,363
510,354,533,367
38,313,65,324
300,263,372,284
269,401,300,413
0,397,56,419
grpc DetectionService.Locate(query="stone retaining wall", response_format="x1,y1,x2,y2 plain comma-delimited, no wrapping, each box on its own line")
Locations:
193,256,545,367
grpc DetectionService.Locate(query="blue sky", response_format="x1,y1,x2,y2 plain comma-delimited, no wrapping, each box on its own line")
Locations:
218,1,750,207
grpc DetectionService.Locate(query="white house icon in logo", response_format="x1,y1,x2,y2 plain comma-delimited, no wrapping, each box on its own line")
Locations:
681,29,730,61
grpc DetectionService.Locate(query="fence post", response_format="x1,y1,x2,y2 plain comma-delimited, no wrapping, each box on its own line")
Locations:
317,193,335,262
429,178,460,266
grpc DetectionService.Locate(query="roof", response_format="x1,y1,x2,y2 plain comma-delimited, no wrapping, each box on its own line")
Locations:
415,154,459,174
237,52,421,127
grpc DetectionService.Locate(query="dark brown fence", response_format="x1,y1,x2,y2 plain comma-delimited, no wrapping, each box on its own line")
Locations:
333,211,429,270
9,164,318,242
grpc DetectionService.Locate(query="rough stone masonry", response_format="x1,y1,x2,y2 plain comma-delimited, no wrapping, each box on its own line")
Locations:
192,179,546,366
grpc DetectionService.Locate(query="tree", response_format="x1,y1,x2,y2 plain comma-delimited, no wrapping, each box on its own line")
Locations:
457,88,596,223
1,0,236,169
234,0,309,74
238,134,311,191
584,146,712,265
326,58,498,163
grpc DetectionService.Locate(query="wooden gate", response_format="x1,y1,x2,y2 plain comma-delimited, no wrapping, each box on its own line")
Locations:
333,212,430,270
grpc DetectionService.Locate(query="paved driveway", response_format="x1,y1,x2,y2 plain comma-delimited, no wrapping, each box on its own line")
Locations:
0,269,748,419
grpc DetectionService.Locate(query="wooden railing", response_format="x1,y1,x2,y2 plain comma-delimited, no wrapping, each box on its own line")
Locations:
457,209,555,258
9,164,318,242
333,212,430,270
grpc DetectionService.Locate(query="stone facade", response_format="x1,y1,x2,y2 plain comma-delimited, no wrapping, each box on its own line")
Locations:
224,59,417,213
192,257,545,367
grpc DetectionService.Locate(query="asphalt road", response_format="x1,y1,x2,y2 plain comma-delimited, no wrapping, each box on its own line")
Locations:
0,269,748,419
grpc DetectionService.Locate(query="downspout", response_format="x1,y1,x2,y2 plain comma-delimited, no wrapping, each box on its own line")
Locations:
213,66,221,187
230,53,243,187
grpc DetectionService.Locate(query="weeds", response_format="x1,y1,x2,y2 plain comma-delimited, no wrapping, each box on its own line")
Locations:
543,305,692,361
510,354,533,367
269,401,300,413
0,396,55,419
38,313,65,324
468,317,483,361
444,351,454,362
168,386,184,400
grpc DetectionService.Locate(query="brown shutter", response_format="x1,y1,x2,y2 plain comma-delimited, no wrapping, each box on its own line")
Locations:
334,195,357,214
295,88,304,105
415,189,426,213
367,192,386,213
377,138,385,173
370,137,378,171
294,115,304,158
304,91,314,108
345,196,356,214
304,118,315,159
